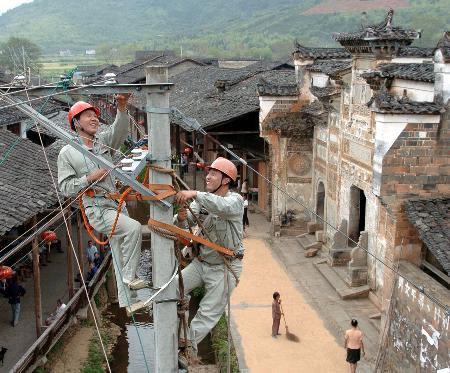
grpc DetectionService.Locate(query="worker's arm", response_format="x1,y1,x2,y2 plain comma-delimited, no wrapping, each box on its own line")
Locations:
344,332,348,349
176,191,243,219
173,200,201,228
58,150,90,197
97,94,130,149
58,150,108,197
360,336,365,356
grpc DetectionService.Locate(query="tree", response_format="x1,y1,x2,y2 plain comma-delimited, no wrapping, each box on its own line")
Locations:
0,37,41,73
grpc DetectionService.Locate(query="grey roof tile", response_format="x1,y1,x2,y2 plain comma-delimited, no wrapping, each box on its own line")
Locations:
0,129,64,235
405,198,450,274
361,63,434,83
293,42,350,60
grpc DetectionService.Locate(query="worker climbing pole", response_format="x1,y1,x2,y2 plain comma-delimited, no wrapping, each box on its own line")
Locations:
171,157,245,367
57,95,148,312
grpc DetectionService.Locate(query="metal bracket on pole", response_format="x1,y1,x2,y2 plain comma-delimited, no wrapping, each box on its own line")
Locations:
8,96,171,208
170,107,203,132
146,106,172,114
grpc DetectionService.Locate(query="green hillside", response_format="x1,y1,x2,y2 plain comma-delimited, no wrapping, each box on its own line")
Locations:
0,0,448,58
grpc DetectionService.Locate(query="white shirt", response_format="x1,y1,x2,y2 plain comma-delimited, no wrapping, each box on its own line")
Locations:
243,199,248,208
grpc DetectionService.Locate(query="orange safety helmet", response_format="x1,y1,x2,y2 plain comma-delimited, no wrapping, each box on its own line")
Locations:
68,101,100,130
206,157,238,182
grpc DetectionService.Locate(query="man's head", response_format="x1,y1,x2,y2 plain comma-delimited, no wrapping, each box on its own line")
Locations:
205,157,237,195
68,101,100,134
273,291,280,300
88,240,93,246
351,319,358,327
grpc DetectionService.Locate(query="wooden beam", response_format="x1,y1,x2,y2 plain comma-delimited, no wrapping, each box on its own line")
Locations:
32,217,42,338
76,212,85,279
422,261,450,286
65,208,74,298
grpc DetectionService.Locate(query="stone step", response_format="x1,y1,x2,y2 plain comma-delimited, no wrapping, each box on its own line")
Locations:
315,230,324,242
296,233,321,250
314,260,370,300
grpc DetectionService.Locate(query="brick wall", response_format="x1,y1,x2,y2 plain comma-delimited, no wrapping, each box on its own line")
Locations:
384,262,450,372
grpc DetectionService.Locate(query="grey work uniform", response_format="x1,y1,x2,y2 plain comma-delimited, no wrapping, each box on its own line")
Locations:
175,191,244,354
57,110,141,308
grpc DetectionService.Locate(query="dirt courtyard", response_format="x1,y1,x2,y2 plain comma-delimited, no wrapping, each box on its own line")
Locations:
231,237,348,373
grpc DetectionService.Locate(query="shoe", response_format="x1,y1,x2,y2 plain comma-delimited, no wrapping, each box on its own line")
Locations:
272,335,277,338
124,278,149,290
178,352,189,370
126,300,151,317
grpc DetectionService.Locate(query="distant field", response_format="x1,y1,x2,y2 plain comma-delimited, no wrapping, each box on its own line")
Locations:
38,56,131,78
303,0,408,15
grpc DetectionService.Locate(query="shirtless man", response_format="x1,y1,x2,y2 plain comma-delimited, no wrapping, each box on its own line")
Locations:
344,319,365,373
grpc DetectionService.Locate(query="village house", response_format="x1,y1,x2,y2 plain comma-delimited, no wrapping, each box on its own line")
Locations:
258,10,449,371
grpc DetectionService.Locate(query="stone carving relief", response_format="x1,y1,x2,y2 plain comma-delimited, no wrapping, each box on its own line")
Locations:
287,152,311,177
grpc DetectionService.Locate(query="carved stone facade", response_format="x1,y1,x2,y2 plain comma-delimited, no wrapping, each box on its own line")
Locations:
259,11,449,314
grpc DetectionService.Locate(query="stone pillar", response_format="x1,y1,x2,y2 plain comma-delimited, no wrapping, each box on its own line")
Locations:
347,231,369,287
328,219,352,266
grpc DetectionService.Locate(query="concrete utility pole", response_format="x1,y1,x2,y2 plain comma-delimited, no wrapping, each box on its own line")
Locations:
146,66,178,372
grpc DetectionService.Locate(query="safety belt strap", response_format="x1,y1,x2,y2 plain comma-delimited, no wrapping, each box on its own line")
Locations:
148,218,235,257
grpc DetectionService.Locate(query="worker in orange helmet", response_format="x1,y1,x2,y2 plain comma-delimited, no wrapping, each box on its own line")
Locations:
174,157,245,363
57,95,145,313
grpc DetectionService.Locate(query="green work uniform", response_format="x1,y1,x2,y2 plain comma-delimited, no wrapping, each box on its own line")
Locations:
175,191,244,354
57,110,141,308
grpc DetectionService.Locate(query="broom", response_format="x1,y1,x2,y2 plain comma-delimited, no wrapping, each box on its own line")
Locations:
280,304,300,342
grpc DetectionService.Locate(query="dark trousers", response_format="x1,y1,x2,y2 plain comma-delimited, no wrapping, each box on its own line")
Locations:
272,317,280,336
243,208,249,226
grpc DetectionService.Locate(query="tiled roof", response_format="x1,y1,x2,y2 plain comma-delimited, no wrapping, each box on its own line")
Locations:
300,100,327,116
397,47,434,58
307,60,352,76
257,78,298,96
361,63,434,83
0,98,63,126
130,64,296,128
367,89,443,115
405,198,450,275
265,111,316,137
115,55,205,84
293,42,350,60
333,9,420,42
310,85,341,98
0,129,63,235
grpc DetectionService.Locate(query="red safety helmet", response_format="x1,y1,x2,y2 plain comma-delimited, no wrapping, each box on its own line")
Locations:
68,101,100,130
206,157,237,182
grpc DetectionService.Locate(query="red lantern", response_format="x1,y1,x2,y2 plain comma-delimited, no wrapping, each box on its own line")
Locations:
183,147,192,155
41,230,57,243
0,266,14,280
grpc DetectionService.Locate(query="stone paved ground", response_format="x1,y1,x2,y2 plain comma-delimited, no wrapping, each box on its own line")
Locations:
230,211,378,372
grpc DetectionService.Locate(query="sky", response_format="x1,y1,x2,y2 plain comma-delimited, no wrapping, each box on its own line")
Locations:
0,0,33,15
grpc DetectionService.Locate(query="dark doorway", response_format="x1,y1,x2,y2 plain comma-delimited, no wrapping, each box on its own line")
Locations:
316,181,325,222
348,186,366,247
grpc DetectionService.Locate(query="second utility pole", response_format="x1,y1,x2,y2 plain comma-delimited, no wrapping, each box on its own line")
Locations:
146,65,178,372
